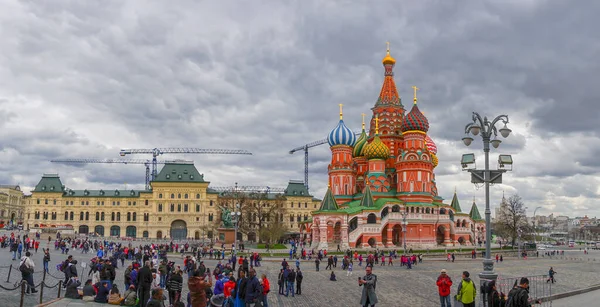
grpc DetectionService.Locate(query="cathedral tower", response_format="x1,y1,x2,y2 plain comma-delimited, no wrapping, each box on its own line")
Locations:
327,104,356,198
396,88,434,203
368,43,406,170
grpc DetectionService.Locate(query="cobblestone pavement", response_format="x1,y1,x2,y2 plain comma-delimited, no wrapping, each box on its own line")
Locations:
1,245,600,307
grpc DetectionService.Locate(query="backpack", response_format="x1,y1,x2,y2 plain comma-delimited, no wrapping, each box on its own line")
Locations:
506,288,524,307
19,261,32,274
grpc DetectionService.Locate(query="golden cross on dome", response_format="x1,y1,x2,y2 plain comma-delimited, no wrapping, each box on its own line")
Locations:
386,42,390,54
361,113,366,129
339,103,343,120
412,86,419,104
375,116,380,134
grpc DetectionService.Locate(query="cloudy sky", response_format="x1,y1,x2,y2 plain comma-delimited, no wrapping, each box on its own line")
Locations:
1,0,599,219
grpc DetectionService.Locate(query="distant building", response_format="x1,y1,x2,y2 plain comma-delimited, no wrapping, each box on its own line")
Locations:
24,162,320,240
0,185,25,227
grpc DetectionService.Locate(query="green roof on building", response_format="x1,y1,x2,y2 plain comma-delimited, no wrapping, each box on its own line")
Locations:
317,187,339,211
450,192,462,213
284,181,311,197
152,162,206,183
469,200,483,221
360,186,375,208
63,189,146,198
33,174,64,193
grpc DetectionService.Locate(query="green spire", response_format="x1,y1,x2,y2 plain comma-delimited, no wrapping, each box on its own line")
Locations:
450,190,462,213
318,186,339,211
360,185,375,208
469,199,483,221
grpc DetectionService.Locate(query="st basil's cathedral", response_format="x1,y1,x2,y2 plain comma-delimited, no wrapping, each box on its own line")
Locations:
308,45,485,250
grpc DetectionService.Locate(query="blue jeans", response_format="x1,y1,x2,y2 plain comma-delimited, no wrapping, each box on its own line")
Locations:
262,293,269,307
43,261,49,272
160,274,166,288
440,295,451,307
12,251,16,260
285,281,294,297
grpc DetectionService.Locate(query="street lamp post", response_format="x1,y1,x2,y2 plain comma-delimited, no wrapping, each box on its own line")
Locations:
461,112,512,303
533,206,542,246
401,211,408,255
230,206,241,257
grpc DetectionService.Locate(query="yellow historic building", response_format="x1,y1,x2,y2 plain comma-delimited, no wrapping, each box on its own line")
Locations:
24,162,320,240
0,185,26,227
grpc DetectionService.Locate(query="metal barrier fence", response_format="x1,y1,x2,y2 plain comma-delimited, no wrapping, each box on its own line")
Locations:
480,274,551,307
0,265,64,307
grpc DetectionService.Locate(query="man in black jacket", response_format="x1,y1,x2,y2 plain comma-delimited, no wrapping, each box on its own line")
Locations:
507,277,537,307
245,268,262,306
137,261,153,307
295,268,303,295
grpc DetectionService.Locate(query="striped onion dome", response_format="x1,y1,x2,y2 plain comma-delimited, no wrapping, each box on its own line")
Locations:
352,129,368,157
425,135,437,154
363,134,390,160
401,104,430,133
328,120,356,147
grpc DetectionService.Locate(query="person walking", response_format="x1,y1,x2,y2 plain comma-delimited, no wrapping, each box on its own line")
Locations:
358,266,378,307
347,261,353,276
314,257,320,271
137,261,153,307
20,251,38,294
436,269,452,307
547,267,556,283
456,271,476,307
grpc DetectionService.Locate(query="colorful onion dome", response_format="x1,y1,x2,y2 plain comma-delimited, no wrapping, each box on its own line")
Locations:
328,120,356,147
431,153,439,168
401,103,429,133
353,129,368,157
425,135,437,154
364,135,390,160
382,52,396,65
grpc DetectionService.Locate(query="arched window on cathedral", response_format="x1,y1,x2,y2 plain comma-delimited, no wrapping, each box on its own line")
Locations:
367,213,377,224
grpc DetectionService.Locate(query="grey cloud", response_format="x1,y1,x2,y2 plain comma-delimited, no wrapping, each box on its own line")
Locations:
1,0,599,218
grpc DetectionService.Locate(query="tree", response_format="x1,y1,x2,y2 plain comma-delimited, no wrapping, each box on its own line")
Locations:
493,194,532,246
217,190,289,243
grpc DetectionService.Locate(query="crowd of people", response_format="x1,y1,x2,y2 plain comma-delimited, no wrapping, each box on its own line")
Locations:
3,232,581,307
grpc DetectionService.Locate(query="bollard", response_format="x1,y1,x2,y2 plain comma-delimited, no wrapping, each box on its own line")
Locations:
39,270,46,305
57,280,62,298
20,281,25,307
6,265,12,283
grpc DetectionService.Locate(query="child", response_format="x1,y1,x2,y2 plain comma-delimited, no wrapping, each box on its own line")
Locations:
329,271,337,281
347,261,353,276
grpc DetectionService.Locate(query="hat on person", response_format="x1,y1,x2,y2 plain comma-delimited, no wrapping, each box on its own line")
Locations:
441,269,447,274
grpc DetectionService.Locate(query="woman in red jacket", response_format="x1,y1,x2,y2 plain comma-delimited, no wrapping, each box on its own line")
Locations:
261,274,270,307
436,269,453,307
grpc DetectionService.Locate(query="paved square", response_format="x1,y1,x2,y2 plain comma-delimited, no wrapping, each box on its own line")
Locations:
1,240,600,306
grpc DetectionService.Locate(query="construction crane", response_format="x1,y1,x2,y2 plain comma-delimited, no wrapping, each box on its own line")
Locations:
289,139,329,192
289,131,367,192
50,158,193,190
119,148,252,181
